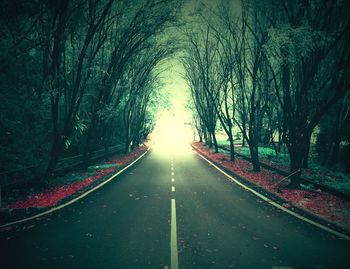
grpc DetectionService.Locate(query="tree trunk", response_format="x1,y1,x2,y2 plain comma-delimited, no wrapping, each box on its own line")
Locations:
124,122,131,153
287,146,304,188
212,131,218,153
207,130,213,148
302,132,312,168
242,136,246,147
249,143,260,172
43,98,61,182
228,133,235,161
203,129,208,145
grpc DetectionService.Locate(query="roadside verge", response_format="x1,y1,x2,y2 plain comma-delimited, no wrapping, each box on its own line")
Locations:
0,145,150,228
192,141,350,240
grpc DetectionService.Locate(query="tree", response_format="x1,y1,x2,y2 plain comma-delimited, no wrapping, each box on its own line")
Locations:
182,26,220,152
213,0,268,171
121,42,174,153
262,0,350,185
0,0,184,184
43,0,116,180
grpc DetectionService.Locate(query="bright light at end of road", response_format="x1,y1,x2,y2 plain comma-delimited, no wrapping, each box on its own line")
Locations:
152,59,193,154
153,109,193,154
152,83,192,155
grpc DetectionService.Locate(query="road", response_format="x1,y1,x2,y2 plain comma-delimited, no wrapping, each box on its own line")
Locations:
0,137,349,269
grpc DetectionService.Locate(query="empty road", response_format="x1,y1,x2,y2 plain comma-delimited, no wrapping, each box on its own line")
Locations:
0,136,349,269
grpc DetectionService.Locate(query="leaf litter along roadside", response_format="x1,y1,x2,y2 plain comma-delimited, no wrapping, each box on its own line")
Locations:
4,145,148,210
192,141,350,229
220,142,350,196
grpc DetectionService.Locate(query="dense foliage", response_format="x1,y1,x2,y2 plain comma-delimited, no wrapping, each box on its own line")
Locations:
183,0,350,185
0,0,182,182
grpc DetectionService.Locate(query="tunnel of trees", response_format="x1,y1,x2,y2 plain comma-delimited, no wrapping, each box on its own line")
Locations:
183,0,350,187
0,0,349,189
0,0,182,183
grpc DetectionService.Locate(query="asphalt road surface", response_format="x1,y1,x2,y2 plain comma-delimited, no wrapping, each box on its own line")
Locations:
0,138,349,269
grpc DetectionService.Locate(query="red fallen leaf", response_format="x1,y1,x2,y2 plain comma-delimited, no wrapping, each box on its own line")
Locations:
192,142,350,227
9,168,115,209
8,146,148,209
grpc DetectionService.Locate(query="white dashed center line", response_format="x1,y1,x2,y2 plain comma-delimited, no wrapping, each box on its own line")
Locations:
170,160,178,269
170,199,179,269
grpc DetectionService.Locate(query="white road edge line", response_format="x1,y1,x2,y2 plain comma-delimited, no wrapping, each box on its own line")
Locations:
0,147,151,228
171,198,179,269
197,153,350,241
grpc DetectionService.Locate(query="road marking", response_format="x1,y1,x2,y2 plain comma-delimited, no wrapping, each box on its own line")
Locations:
0,148,151,228
171,172,174,176
196,153,350,241
171,199,179,269
171,167,174,170
171,178,175,182
172,186,175,192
